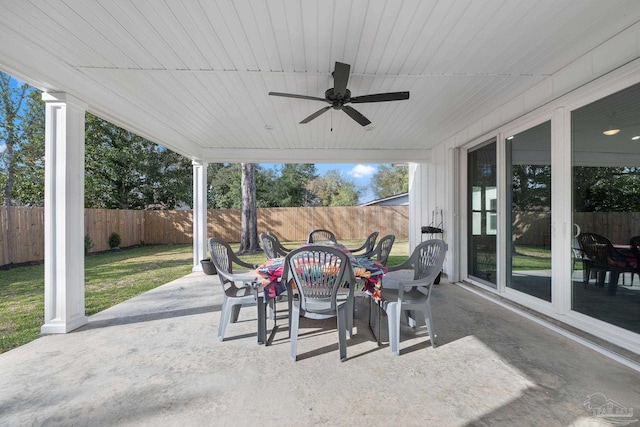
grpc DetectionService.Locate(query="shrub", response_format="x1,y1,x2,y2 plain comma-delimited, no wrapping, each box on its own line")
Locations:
108,232,122,249
84,235,94,254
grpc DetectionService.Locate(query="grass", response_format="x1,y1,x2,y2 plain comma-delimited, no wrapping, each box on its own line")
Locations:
474,245,554,271
512,245,552,270
0,244,193,353
0,239,410,353
83,245,194,316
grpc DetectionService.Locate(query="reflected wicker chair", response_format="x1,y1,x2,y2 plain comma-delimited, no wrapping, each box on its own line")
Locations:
346,231,379,257
307,229,337,244
571,223,584,273
576,232,636,295
629,235,640,285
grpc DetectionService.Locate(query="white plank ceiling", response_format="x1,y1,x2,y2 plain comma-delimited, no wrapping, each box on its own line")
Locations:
1,0,640,163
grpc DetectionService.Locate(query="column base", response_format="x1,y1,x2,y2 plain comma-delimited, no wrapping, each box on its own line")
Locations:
40,315,88,334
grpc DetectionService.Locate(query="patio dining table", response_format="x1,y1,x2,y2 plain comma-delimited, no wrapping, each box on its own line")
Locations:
254,242,388,345
256,242,387,298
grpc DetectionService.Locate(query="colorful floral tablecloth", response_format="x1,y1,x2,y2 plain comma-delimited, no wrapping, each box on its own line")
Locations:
256,250,387,300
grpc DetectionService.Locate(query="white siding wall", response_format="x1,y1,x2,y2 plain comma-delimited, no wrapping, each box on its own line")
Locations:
411,21,640,354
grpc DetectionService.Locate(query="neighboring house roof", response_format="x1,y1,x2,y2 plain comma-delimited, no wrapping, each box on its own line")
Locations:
360,193,408,207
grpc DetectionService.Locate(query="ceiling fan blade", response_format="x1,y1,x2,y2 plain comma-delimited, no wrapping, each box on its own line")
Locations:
333,62,350,98
300,106,331,124
342,105,371,127
350,91,410,103
269,92,327,102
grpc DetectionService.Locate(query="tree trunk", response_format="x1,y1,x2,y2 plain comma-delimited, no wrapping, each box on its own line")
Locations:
238,163,260,254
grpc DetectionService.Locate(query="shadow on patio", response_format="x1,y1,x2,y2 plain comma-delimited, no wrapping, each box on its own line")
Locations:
1,271,638,426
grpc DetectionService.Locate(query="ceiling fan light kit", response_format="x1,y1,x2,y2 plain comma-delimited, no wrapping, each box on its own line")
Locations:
603,112,620,136
269,62,409,127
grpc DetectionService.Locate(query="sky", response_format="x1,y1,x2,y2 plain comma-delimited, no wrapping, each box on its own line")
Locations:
260,163,380,204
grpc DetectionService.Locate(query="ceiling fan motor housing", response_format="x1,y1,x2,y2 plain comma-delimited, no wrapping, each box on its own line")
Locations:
326,88,351,109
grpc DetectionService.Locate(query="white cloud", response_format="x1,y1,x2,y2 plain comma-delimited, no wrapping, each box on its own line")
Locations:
348,164,376,179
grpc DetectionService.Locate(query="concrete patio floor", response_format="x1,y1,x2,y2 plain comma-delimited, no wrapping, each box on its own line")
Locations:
1,271,639,426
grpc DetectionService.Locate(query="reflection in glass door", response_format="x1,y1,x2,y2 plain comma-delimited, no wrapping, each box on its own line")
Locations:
468,140,497,286
571,81,640,334
506,121,552,302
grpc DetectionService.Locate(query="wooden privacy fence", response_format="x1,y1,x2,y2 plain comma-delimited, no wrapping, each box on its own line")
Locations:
85,208,145,251
144,206,408,243
0,206,44,266
511,211,640,246
5,207,640,267
574,212,640,244
0,206,408,266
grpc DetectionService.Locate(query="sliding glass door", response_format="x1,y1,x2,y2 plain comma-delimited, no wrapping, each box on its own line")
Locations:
571,81,640,334
506,121,552,302
468,140,497,287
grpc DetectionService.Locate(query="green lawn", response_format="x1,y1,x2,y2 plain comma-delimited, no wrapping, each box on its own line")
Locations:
475,245,554,271
512,245,553,270
0,244,194,353
0,239,410,353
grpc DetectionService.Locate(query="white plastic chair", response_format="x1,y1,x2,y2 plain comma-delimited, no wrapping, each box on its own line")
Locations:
380,239,447,355
266,231,292,253
259,233,289,259
359,234,395,266
346,231,379,257
207,237,260,342
283,245,356,361
306,229,337,244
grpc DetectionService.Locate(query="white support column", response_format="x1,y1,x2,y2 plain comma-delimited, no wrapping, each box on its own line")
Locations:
192,160,208,272
408,163,422,252
551,107,571,315
446,147,461,282
41,92,88,334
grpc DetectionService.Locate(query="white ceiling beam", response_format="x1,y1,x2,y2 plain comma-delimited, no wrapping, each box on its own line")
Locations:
201,148,430,164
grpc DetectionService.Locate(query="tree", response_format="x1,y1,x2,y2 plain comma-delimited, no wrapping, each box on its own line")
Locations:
238,163,260,254
0,72,30,206
272,164,318,206
1,81,195,209
208,163,242,208
12,90,45,206
85,114,192,209
255,166,279,207
306,169,360,206
511,165,551,211
140,146,193,209
372,164,408,198
574,166,640,212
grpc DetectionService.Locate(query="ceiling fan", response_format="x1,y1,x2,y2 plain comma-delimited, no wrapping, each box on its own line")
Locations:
269,62,409,127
